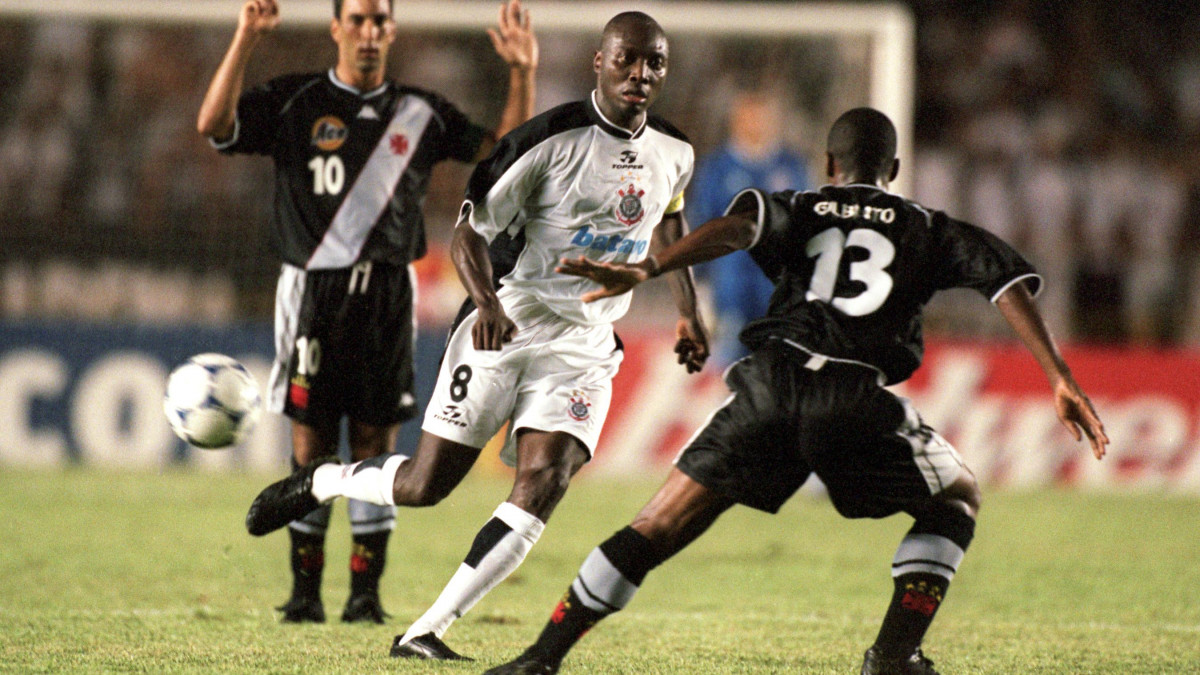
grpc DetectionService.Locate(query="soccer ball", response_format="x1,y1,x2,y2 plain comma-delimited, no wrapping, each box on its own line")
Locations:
163,353,262,449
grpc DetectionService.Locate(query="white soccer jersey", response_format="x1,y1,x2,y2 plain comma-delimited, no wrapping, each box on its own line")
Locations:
460,91,694,326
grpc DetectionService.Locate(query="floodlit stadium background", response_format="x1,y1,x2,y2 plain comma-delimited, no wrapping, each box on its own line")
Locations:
2,1,1199,493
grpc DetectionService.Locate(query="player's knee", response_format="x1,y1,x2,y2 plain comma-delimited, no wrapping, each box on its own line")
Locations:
936,470,982,517
512,461,573,505
912,500,977,552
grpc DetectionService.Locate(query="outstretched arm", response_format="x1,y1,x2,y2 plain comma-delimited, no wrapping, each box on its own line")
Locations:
556,210,757,301
450,221,516,350
995,283,1109,459
652,212,709,373
476,0,538,159
197,0,281,139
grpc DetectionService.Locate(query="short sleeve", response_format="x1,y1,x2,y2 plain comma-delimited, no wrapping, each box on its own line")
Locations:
930,212,1042,301
723,188,797,281
724,189,797,249
212,78,293,155
460,134,545,242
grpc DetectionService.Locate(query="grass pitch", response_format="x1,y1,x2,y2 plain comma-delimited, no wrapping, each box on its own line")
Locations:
0,467,1197,674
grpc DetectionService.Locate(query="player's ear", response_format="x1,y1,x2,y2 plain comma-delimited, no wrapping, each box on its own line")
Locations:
594,50,603,74
888,158,900,183
330,17,340,42
825,153,835,179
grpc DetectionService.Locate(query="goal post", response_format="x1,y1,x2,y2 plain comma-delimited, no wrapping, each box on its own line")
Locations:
0,0,915,194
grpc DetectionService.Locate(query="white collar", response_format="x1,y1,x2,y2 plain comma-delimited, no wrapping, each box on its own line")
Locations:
327,69,388,99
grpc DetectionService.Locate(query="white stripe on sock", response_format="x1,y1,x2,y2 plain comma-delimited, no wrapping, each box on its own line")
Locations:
891,533,965,580
347,498,397,535
571,547,639,612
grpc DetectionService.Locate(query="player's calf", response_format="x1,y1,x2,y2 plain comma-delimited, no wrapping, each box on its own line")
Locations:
277,507,330,622
510,526,665,669
342,500,395,624
869,503,975,666
394,503,546,657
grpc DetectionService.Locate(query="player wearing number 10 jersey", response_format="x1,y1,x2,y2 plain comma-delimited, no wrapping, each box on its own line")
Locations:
198,0,537,625
488,107,1109,675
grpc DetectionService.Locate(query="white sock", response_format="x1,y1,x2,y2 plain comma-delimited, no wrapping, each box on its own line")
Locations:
400,502,544,643
311,454,407,505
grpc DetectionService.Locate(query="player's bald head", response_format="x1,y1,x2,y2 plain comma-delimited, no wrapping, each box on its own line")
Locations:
827,107,897,178
600,12,666,50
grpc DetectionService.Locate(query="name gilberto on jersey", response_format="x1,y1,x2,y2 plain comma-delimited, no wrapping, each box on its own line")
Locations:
814,200,895,223
570,226,650,254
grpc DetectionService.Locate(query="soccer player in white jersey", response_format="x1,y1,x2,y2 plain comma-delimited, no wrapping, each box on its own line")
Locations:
245,11,709,661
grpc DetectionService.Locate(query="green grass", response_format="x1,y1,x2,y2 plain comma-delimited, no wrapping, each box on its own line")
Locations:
1,468,1197,674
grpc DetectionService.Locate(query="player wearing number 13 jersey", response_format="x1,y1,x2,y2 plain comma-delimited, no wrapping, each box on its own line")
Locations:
488,108,1109,675
735,172,1039,387
199,0,537,626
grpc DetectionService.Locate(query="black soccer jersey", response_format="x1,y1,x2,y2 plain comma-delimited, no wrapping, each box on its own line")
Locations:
215,70,486,269
730,184,1041,385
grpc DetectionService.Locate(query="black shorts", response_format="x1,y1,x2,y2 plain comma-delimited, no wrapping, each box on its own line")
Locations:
270,262,417,429
675,342,964,518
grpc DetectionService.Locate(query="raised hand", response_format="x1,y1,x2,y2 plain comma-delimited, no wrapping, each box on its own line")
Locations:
488,0,538,71
556,256,652,303
238,0,281,37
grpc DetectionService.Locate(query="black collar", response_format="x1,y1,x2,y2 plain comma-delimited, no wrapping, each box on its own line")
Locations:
588,90,646,140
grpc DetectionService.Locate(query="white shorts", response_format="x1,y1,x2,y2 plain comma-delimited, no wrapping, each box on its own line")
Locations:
422,288,624,466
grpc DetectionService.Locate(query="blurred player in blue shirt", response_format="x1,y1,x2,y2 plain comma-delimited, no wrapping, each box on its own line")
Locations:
688,86,810,366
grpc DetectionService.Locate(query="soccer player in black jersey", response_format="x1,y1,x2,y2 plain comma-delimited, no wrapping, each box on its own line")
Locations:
197,0,537,624
484,108,1110,675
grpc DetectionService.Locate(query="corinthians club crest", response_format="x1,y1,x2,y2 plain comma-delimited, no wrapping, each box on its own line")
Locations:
616,184,646,226
567,390,592,422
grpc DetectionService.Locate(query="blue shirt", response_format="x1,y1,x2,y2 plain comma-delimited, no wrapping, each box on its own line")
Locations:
686,144,811,364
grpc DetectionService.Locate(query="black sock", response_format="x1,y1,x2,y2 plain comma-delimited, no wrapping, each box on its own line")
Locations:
873,506,976,658
528,527,663,664
873,572,949,658
349,530,390,597
527,586,606,664
288,528,325,601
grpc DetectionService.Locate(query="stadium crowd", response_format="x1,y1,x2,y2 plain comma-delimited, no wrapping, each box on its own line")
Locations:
1,1,1198,345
